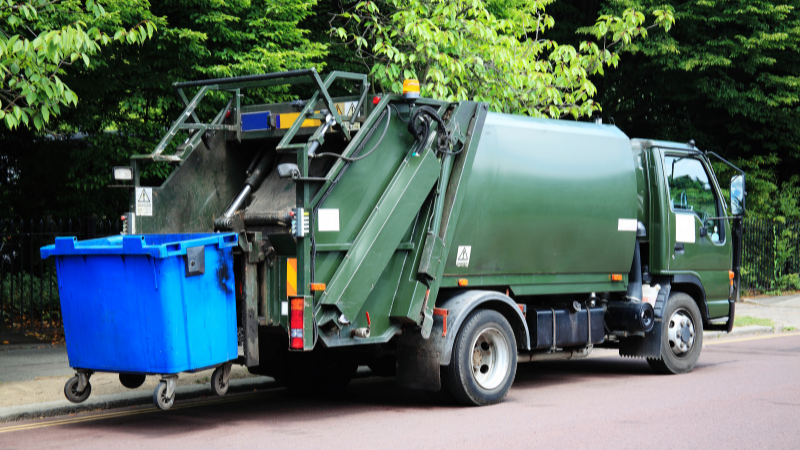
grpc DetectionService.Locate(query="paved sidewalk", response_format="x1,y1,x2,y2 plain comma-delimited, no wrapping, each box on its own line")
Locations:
2,294,797,423
738,293,800,332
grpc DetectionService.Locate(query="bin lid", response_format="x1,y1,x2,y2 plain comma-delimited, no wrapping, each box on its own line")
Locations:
40,233,238,259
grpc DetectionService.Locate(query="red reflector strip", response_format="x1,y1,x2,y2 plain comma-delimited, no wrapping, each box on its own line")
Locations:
433,308,448,337
290,297,304,349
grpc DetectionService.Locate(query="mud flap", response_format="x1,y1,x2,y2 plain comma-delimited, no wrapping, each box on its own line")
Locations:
619,320,663,358
396,319,446,391
619,283,671,359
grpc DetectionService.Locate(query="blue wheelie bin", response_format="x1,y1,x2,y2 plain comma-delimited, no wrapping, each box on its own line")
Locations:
40,233,239,410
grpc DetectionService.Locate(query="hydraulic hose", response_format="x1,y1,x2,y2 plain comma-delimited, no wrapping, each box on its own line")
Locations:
314,107,391,162
407,105,452,155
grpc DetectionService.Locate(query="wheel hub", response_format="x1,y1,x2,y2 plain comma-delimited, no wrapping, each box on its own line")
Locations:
470,327,510,390
667,310,695,356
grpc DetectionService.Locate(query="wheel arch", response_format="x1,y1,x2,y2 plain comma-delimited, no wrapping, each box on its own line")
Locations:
436,290,530,365
670,273,710,324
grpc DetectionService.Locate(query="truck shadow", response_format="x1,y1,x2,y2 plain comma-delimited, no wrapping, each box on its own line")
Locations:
53,356,701,439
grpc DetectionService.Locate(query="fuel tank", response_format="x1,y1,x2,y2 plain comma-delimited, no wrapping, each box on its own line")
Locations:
444,113,638,278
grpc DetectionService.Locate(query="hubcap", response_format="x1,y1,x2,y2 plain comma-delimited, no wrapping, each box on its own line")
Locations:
667,309,695,356
470,327,510,390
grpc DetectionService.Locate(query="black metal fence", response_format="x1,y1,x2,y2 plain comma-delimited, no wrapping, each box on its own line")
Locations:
742,219,800,295
0,218,123,335
1,217,798,335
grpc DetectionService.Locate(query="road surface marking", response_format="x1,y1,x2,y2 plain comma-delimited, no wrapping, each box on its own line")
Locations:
704,332,800,346
0,391,275,434
3,332,799,434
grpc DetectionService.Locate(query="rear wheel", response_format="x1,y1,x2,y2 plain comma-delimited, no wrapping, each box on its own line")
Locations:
210,366,229,396
153,382,174,411
648,292,704,374
443,309,517,406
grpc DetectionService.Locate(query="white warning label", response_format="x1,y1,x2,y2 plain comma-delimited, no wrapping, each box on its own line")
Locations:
456,246,472,267
135,187,153,217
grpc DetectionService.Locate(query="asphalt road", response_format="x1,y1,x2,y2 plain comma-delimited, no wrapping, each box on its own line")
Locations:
2,333,799,449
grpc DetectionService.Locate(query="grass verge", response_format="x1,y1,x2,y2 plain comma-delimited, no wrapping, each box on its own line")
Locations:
734,315,774,329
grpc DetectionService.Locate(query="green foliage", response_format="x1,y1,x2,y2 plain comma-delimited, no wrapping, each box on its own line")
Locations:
331,0,673,118
0,0,156,130
590,0,800,218
1,0,328,218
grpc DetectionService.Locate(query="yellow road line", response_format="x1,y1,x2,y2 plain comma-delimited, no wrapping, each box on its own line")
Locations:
704,331,800,346
3,332,799,434
0,391,273,434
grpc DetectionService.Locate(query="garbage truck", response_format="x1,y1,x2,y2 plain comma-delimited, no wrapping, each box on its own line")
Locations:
42,69,746,409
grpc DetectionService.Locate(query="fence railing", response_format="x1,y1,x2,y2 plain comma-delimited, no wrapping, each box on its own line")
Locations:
0,218,122,335
741,218,800,295
1,217,798,335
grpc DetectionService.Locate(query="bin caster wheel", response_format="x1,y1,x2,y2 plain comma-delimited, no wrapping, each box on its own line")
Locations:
153,381,175,411
211,365,230,396
64,376,92,404
119,374,146,389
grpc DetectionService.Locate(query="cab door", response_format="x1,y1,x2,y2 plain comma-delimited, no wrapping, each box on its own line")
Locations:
660,150,732,319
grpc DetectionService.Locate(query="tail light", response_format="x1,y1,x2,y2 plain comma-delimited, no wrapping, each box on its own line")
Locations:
290,298,304,349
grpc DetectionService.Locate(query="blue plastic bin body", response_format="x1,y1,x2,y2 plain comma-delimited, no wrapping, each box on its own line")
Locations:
40,233,239,375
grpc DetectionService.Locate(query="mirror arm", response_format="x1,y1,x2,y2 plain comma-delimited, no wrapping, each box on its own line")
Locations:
705,216,744,221
705,151,745,176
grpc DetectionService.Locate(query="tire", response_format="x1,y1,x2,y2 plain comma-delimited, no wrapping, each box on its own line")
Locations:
153,381,174,411
119,374,146,389
211,366,229,396
64,376,91,403
647,292,704,374
443,309,517,406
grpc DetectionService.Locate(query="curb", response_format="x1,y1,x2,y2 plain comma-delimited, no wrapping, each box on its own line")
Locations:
703,325,773,340
0,376,278,424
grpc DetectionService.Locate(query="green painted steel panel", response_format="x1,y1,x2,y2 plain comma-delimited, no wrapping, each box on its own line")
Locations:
316,145,442,326
445,113,638,277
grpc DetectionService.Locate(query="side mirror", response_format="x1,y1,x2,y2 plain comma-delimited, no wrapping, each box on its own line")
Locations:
730,174,745,216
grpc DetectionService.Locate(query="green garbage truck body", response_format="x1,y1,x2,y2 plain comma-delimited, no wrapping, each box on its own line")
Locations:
121,69,745,405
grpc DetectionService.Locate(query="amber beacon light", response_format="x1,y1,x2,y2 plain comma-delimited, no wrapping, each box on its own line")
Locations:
402,79,420,101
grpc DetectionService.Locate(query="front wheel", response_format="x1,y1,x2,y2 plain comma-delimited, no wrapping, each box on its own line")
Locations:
647,292,704,374
64,376,91,403
443,309,517,406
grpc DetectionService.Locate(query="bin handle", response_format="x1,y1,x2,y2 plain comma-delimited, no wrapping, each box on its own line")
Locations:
148,256,159,290
219,234,237,248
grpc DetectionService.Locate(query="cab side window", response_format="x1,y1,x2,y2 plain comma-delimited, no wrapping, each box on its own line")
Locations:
665,156,724,242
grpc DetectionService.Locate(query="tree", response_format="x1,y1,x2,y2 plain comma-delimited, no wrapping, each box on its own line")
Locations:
0,0,156,130
588,0,800,219
330,0,674,118
1,0,328,218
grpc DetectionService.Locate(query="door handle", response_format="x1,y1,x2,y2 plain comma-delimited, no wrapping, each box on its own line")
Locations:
674,243,685,254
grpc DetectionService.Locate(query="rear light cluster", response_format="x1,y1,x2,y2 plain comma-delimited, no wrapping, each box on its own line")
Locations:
290,298,304,349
